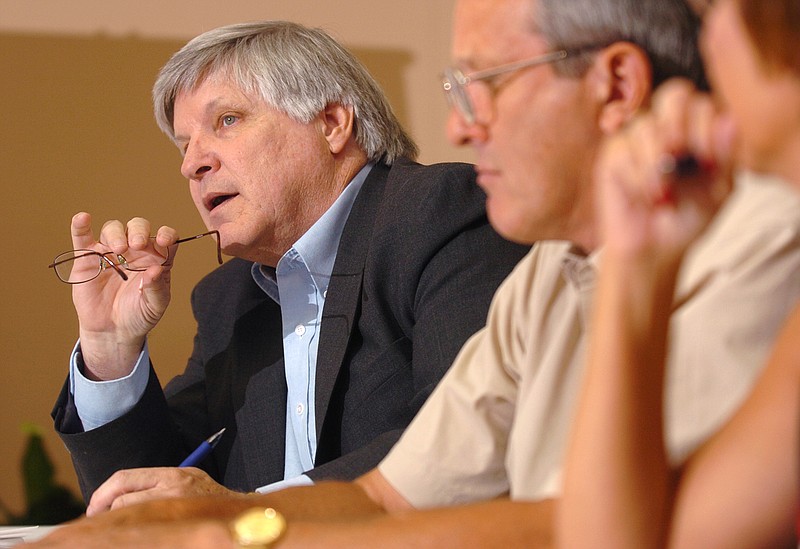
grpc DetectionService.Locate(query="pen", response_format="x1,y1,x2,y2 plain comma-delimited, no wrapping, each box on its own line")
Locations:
658,152,714,180
179,427,226,467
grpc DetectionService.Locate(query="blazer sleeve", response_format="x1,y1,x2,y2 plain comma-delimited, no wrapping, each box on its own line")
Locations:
51,366,183,501
51,259,264,501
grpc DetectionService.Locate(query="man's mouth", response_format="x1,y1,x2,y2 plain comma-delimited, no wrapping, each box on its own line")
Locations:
205,193,238,212
475,166,501,186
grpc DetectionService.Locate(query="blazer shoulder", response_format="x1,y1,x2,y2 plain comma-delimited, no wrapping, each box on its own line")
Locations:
386,158,477,192
381,159,485,226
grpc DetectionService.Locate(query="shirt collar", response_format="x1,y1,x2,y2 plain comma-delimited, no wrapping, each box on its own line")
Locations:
561,243,601,327
561,243,601,290
251,162,375,302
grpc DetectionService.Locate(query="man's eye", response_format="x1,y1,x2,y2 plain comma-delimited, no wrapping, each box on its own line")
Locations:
221,115,238,126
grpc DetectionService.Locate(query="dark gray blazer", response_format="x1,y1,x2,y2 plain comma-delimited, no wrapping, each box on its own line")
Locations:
53,159,529,500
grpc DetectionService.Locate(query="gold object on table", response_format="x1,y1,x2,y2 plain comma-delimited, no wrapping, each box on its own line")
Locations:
231,507,287,548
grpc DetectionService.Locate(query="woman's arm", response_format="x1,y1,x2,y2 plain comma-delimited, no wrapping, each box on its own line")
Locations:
559,80,736,548
668,304,800,548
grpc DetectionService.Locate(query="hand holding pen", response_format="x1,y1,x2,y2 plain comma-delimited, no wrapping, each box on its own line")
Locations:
594,79,735,263
85,427,231,517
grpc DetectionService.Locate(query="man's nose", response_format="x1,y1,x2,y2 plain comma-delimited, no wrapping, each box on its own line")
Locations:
180,138,219,180
446,107,488,147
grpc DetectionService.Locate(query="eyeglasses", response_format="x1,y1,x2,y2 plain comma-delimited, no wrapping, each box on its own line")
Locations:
442,48,604,125
48,230,222,284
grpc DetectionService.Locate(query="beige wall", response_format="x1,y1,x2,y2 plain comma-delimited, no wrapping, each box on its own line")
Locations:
0,0,468,515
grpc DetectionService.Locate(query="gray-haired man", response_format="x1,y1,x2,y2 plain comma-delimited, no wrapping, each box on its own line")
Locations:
51,19,528,507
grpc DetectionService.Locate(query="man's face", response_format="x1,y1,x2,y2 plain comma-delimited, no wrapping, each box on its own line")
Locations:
448,0,602,247
173,77,338,266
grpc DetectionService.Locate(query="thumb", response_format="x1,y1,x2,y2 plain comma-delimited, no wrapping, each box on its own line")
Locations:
70,212,96,250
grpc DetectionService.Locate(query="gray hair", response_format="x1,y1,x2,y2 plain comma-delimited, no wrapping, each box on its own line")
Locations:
534,0,708,90
153,21,418,163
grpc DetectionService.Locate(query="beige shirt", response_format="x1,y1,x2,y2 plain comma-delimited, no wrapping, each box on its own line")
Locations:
379,172,800,507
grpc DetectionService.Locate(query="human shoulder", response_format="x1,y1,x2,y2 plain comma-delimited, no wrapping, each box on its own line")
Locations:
683,171,800,280
712,171,800,236
366,159,492,251
385,157,476,186
381,158,480,214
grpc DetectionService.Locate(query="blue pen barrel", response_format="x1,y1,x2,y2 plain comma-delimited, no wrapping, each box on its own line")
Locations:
179,427,225,467
179,441,213,467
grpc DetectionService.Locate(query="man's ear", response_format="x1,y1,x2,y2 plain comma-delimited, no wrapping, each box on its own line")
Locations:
590,42,652,134
319,102,356,155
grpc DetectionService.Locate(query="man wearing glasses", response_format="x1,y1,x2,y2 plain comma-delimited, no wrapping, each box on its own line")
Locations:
49,21,529,507
34,0,800,547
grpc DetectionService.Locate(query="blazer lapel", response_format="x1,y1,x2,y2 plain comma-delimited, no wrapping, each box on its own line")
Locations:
227,298,288,489
314,162,391,440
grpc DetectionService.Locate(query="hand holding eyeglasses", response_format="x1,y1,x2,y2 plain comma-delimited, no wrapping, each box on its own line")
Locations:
51,212,221,382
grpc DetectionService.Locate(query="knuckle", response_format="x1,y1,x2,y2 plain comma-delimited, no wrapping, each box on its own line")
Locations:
105,470,124,485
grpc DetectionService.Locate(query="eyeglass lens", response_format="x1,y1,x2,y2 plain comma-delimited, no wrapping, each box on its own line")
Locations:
50,241,171,284
443,68,476,124
49,230,221,284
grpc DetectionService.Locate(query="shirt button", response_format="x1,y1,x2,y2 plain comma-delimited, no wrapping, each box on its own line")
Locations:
294,324,306,336
296,403,304,415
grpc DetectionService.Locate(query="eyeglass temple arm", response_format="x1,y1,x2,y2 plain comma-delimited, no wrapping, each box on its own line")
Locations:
466,50,568,82
174,230,222,264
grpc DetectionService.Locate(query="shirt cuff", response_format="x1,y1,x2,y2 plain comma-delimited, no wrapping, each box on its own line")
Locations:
70,338,150,431
254,474,314,494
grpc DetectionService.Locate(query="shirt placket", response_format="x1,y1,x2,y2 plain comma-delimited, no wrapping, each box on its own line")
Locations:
278,251,320,475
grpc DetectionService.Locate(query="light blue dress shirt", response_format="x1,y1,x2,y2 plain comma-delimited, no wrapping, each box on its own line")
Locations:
70,163,373,491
